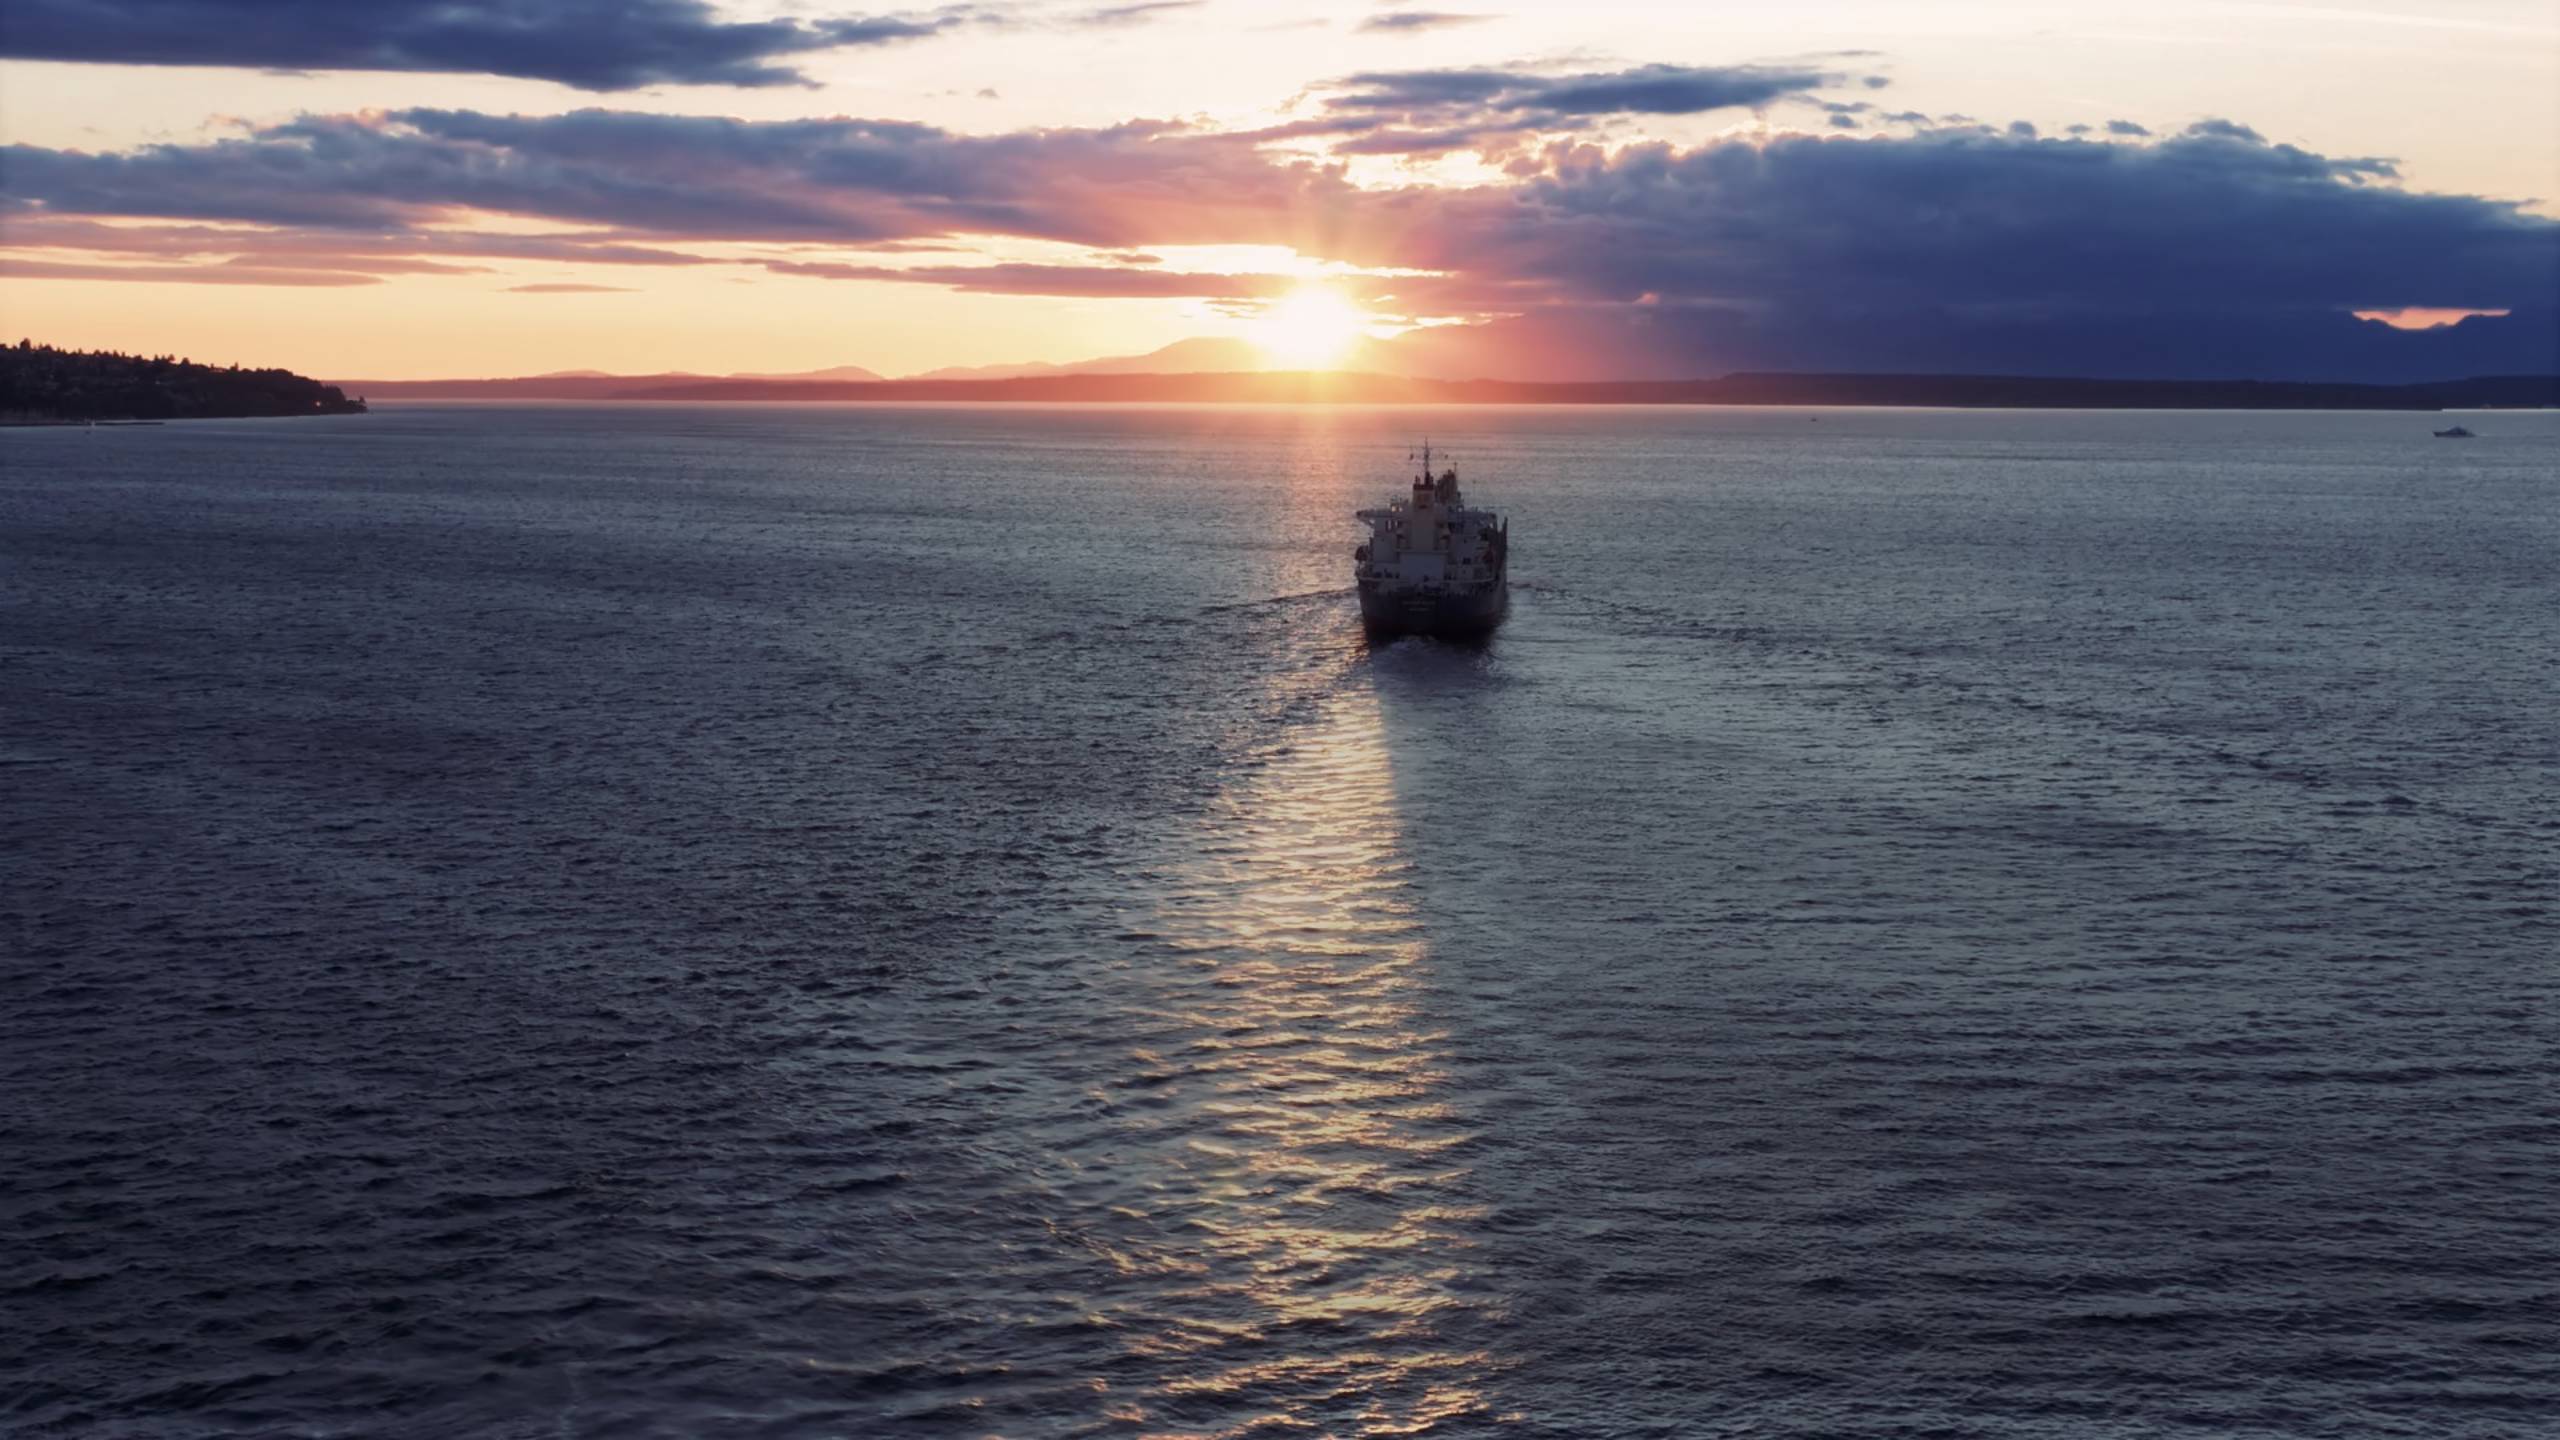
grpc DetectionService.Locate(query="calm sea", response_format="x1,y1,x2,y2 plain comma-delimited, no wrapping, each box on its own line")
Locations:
5,404,2556,1437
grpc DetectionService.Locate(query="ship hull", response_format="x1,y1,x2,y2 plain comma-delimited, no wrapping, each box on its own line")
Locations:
1358,576,1509,641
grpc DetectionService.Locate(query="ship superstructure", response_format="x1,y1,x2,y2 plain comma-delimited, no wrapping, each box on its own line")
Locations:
1354,444,1508,640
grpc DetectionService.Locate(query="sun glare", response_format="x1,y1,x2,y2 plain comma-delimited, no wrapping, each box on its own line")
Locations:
1252,286,1368,370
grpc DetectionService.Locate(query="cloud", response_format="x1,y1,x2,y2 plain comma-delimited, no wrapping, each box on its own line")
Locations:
1076,0,1201,23
0,215,720,269
0,108,1365,251
1446,128,2552,313
1388,125,2559,377
1358,11,1497,33
218,252,483,274
762,259,1299,297
1531,65,1830,115
0,0,967,90
1324,63,1831,123
6,104,2553,380
505,282,633,292
2106,119,2152,137
2186,117,2265,143
0,257,381,285
1272,61,1842,154
754,259,1493,313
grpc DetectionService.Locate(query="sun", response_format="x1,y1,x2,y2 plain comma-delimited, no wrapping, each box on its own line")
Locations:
1251,285,1369,370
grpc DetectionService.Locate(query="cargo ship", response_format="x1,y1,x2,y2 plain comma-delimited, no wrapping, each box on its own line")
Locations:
1354,445,1508,640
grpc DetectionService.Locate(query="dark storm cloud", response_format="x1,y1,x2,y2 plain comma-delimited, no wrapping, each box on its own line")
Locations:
6,106,2553,378
2107,120,2153,137
1440,127,2552,315
1389,125,2560,378
0,0,969,90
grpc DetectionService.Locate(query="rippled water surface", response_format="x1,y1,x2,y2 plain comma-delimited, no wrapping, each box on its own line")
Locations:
6,404,2557,1437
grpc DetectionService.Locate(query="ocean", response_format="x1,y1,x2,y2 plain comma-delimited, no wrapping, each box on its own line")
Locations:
5,403,2555,1437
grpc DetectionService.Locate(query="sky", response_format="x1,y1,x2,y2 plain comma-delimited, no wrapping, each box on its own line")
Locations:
1,0,2555,381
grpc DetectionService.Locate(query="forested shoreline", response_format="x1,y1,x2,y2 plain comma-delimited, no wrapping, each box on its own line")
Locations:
2,342,367,423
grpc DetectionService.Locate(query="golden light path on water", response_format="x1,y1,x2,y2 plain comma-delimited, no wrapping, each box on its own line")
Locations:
1093,664,1503,1436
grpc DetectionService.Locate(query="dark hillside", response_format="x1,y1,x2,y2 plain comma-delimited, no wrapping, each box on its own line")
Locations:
1,341,367,423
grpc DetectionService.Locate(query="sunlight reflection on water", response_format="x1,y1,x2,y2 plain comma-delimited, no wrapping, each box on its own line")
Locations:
1104,670,1501,1435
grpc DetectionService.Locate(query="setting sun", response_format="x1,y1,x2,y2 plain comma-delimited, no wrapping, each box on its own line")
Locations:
1251,286,1369,370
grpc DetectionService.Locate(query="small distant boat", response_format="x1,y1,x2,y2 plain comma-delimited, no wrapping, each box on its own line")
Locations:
1354,443,1508,641
2433,425,2475,438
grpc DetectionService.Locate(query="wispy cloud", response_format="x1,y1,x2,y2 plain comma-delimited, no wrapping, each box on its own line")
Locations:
1075,0,1202,25
0,257,382,285
766,260,1291,297
1252,61,1852,155
1359,11,1497,33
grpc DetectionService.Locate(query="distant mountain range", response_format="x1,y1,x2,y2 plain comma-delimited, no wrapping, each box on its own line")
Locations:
333,337,1415,396
901,337,1265,381
333,361,884,399
336,367,2557,411
334,322,2558,408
